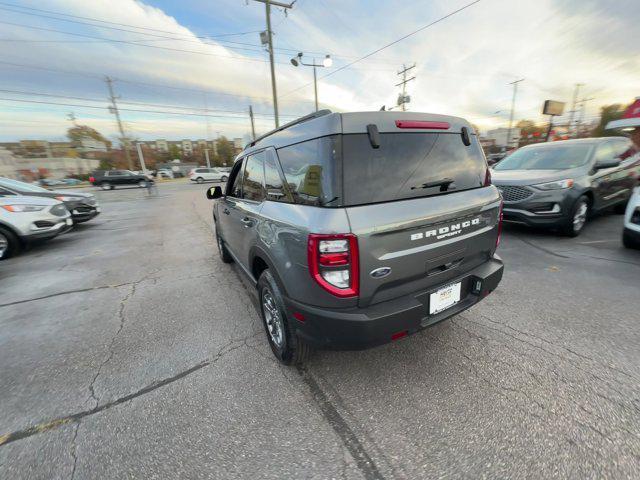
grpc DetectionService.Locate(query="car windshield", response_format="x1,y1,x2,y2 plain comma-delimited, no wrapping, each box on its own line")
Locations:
0,177,51,192
494,143,593,170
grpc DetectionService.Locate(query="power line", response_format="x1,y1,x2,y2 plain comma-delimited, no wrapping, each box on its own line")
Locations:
0,1,261,39
280,0,482,98
0,96,299,120
0,20,288,65
0,88,289,117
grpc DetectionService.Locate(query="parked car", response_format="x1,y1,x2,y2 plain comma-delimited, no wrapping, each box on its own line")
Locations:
156,168,174,179
189,167,229,184
89,170,150,190
491,137,637,237
62,178,82,186
0,195,72,260
623,186,640,249
39,178,66,187
206,110,504,365
0,177,100,224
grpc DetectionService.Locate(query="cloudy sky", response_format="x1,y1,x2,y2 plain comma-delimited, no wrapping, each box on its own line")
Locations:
0,0,638,143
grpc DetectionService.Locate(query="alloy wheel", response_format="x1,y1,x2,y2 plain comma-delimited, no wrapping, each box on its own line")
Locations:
573,202,588,232
0,232,8,258
262,288,284,348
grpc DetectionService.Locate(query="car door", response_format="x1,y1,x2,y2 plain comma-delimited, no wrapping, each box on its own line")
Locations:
219,159,246,259
234,151,267,268
590,142,620,209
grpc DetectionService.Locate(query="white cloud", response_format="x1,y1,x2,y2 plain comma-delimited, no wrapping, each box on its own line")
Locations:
0,0,638,141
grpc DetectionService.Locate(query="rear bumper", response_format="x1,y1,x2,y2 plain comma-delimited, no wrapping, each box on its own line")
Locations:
284,256,504,350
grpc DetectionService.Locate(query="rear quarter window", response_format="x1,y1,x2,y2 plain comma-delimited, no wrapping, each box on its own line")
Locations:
276,136,341,206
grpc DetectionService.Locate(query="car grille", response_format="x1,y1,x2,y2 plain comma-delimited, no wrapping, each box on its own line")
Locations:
74,206,95,214
50,204,68,217
496,185,534,203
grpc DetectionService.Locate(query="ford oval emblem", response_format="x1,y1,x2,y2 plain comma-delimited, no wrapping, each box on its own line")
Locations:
370,267,391,278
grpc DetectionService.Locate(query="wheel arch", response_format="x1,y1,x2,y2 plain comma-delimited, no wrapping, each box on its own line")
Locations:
249,246,289,297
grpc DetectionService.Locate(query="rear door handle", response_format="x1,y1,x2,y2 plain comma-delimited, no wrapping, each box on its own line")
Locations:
223,208,230,215
241,217,254,228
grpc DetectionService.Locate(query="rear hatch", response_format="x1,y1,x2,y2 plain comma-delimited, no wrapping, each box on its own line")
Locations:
338,113,501,307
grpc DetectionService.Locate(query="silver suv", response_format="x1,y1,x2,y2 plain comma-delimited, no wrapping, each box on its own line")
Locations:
0,195,72,259
206,111,504,364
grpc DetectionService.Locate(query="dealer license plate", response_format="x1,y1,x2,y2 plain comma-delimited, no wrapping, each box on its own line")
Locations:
429,282,461,314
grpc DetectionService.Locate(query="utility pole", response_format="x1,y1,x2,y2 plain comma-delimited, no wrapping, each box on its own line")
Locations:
506,78,525,150
252,0,294,128
576,96,595,138
204,149,211,168
568,83,584,137
105,76,133,170
396,64,416,111
135,142,147,173
249,105,256,140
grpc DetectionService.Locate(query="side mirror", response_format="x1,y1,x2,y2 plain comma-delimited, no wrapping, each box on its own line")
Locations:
206,185,223,200
595,159,621,170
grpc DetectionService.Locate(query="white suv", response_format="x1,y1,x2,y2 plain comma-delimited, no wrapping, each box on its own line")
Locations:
189,168,228,184
623,186,640,249
0,196,72,259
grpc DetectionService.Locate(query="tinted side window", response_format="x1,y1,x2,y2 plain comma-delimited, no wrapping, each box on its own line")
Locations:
228,160,244,198
276,136,341,206
243,152,265,201
264,151,288,202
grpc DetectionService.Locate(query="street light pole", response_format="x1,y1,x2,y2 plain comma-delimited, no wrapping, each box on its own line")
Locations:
290,53,332,112
313,60,318,112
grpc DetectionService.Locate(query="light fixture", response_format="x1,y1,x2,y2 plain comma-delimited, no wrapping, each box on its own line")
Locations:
322,55,332,68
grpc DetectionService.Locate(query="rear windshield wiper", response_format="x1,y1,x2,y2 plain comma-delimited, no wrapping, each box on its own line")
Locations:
411,178,455,192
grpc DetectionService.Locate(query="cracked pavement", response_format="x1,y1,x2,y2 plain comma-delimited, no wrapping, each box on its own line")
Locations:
1,182,639,479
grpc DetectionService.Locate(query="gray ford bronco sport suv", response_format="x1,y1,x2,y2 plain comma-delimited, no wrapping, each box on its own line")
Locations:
206,110,504,364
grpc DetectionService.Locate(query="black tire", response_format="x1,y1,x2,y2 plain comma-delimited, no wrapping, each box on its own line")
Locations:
221,175,228,183
0,226,20,260
215,229,234,264
100,182,113,191
257,269,311,365
623,228,640,249
196,177,204,184
562,195,589,237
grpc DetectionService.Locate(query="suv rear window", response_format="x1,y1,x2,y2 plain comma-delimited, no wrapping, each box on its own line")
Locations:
275,133,486,207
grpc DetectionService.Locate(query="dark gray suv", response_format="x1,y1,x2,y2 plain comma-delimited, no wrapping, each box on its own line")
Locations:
206,111,504,364
492,137,638,236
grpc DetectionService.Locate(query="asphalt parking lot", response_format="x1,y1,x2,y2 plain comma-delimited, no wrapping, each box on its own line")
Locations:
1,181,639,479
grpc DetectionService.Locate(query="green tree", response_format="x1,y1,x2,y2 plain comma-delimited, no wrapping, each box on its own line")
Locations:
591,104,626,138
67,125,111,148
168,144,181,160
516,119,546,145
215,136,236,166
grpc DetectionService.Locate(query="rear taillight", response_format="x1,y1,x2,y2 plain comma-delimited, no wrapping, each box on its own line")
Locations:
308,234,359,297
484,168,492,186
89,176,95,183
496,201,504,248
395,120,450,130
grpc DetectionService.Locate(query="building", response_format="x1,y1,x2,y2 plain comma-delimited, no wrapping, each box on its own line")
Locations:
0,147,18,179
15,157,100,179
155,140,169,153
486,128,521,148
233,138,243,155
180,140,193,155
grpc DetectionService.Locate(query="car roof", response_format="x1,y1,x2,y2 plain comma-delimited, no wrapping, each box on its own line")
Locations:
242,110,475,156
519,137,629,150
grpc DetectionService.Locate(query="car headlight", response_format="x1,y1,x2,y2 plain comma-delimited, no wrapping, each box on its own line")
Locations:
54,195,78,202
1,204,47,212
532,179,574,190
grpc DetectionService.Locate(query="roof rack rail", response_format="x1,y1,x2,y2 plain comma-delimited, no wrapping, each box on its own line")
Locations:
246,109,332,149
